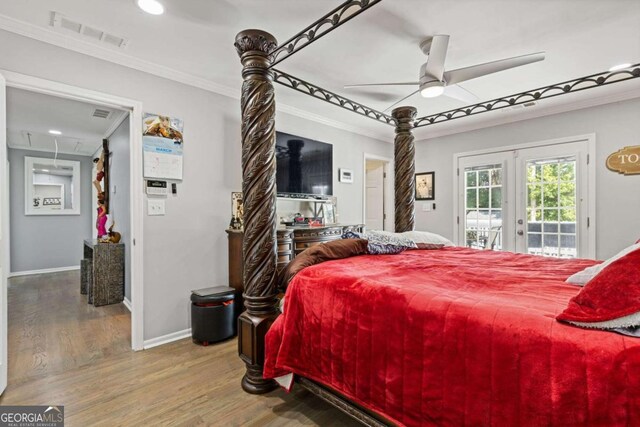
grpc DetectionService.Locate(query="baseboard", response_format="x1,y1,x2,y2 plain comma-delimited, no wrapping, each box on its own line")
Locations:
123,297,132,312
9,265,80,278
143,328,192,350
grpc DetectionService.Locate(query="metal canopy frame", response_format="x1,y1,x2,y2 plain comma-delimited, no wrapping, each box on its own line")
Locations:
267,0,640,129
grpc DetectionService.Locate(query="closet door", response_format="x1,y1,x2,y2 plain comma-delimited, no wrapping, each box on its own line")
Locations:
0,72,7,394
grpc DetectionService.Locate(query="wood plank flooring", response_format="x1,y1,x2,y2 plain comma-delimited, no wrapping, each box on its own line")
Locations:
0,271,359,426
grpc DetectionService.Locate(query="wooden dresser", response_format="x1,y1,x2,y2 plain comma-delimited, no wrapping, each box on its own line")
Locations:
226,224,364,294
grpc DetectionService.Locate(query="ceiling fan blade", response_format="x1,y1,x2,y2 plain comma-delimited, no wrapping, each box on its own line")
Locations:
383,89,420,113
443,84,480,104
444,52,545,85
344,82,419,89
422,35,450,81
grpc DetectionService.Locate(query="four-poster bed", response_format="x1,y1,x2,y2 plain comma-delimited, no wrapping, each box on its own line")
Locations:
233,1,640,424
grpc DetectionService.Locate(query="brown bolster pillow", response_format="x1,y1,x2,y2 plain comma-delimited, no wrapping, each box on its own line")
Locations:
278,238,369,290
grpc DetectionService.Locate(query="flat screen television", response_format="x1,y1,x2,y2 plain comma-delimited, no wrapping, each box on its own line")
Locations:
276,131,333,197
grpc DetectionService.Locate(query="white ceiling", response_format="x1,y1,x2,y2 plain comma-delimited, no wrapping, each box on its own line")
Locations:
0,0,638,141
6,87,126,156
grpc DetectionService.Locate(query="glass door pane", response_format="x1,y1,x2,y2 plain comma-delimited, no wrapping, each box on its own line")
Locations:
463,164,504,250
525,157,577,258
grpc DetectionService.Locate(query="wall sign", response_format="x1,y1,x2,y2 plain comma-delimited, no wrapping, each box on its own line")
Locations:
606,145,640,175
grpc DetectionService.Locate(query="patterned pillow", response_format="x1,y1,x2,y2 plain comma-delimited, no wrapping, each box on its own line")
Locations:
343,230,417,255
342,231,363,240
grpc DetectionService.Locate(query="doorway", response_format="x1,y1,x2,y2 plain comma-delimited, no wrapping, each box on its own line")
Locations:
363,154,393,231
454,135,596,258
0,70,145,395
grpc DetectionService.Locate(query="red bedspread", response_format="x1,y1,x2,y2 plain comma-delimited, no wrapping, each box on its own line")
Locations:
264,247,640,426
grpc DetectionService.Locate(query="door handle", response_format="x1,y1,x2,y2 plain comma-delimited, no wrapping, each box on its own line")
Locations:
517,230,524,236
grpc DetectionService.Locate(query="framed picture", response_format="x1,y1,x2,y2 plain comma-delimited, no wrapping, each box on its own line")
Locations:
231,192,243,228
322,203,336,224
415,172,435,200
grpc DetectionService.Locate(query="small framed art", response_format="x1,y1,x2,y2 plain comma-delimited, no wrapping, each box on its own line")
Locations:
322,203,336,224
415,172,435,201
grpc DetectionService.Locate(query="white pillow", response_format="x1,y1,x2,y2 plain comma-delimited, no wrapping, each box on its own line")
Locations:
399,230,455,247
566,242,640,285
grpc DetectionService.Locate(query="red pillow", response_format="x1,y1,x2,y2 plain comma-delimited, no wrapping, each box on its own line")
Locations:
557,248,640,324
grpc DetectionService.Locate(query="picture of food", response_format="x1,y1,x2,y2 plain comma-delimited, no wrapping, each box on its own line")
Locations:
143,114,184,145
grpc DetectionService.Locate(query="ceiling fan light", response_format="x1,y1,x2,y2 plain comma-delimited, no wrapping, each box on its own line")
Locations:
137,0,164,15
609,63,631,72
420,85,445,98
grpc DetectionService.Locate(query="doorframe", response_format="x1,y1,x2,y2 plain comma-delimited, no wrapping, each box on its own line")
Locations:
362,153,393,231
0,73,7,392
0,69,145,351
452,133,596,257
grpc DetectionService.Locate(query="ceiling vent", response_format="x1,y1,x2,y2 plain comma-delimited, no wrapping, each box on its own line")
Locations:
50,12,129,49
92,108,112,119
501,101,537,113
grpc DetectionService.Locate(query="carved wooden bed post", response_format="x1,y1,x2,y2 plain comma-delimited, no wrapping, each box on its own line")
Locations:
234,29,279,394
392,106,417,233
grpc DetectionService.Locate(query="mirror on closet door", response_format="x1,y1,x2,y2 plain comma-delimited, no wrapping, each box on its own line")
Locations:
25,156,81,215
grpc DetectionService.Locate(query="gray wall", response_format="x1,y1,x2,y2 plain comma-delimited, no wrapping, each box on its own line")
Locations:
107,118,131,300
8,148,93,272
415,98,640,260
0,30,393,340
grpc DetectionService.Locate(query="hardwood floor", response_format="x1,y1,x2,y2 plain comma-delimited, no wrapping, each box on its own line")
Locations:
0,271,359,426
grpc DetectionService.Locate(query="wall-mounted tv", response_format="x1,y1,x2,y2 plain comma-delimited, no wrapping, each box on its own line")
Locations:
276,132,333,197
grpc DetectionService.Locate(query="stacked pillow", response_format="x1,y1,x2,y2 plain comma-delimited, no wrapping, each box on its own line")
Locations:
398,230,454,249
566,242,640,285
557,244,640,336
342,229,454,254
342,230,417,254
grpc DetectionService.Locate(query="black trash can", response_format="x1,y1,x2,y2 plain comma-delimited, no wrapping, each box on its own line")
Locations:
191,286,236,346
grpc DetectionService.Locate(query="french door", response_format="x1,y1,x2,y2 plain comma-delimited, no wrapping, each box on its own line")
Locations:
456,137,595,258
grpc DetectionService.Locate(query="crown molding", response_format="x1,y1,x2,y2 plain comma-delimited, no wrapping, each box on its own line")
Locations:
0,14,238,98
0,13,388,142
415,85,640,141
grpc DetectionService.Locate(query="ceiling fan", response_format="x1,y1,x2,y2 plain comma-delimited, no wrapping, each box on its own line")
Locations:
344,35,545,111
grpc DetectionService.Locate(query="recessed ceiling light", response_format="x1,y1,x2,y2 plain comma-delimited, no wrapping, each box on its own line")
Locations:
48,130,62,135
137,0,164,15
609,63,631,72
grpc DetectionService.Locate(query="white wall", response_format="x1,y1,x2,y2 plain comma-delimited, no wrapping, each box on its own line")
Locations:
415,98,640,260
0,30,393,340
8,148,93,272
107,118,131,300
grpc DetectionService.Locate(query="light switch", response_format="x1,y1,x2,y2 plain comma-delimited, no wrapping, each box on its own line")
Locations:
422,203,432,212
148,199,165,216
